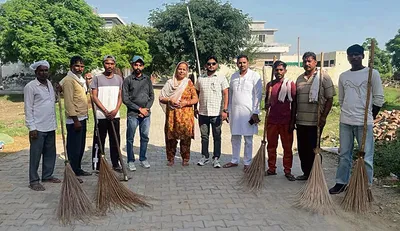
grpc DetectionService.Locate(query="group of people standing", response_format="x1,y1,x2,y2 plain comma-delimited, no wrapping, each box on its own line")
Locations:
24,44,384,195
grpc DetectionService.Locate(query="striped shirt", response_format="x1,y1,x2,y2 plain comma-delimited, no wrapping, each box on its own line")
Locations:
195,73,229,116
296,71,336,126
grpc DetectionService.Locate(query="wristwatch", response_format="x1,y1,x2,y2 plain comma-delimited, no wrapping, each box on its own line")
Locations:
222,109,228,113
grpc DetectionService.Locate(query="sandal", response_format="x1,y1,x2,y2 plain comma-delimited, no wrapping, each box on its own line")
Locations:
285,173,296,181
42,177,61,183
167,161,174,166
29,183,45,191
266,169,277,176
222,162,238,168
182,160,189,166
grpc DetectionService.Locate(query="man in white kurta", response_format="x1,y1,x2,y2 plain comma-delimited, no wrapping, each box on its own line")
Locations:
223,55,262,170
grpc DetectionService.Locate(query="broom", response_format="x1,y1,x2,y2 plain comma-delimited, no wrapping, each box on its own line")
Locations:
341,41,376,213
56,90,96,225
238,56,276,192
294,53,335,214
86,79,151,214
110,121,129,181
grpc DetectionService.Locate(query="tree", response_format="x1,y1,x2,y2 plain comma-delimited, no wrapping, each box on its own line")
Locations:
96,24,153,70
148,0,251,74
362,38,393,78
386,29,400,71
0,0,103,73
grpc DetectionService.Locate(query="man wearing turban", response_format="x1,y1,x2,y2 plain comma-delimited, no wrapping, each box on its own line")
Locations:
24,60,61,191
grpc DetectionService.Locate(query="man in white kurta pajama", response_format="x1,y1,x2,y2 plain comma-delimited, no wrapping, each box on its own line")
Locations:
223,55,263,170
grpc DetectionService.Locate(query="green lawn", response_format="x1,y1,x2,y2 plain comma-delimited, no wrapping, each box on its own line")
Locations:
0,95,128,138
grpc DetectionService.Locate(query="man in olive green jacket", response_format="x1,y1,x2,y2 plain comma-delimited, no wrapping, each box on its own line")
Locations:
60,56,91,176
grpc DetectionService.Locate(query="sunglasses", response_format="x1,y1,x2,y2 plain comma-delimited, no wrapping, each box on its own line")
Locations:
207,62,217,66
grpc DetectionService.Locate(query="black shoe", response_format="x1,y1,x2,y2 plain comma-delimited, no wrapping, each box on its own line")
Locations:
76,170,92,176
113,166,123,173
329,184,347,194
295,175,308,181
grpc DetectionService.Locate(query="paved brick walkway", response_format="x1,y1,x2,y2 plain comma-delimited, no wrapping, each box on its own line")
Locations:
0,90,397,231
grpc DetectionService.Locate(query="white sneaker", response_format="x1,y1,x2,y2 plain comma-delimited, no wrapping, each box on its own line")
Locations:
213,158,221,168
128,162,136,171
140,160,151,169
197,156,210,166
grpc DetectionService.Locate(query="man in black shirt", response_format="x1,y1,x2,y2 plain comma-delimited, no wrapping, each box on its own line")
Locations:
122,55,154,171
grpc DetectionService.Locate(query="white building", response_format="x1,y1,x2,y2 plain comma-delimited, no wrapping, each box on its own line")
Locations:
99,14,126,29
250,21,290,68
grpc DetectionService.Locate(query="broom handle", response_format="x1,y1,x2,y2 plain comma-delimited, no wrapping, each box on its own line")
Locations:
85,80,106,156
110,121,129,180
316,52,324,149
56,90,69,163
360,41,375,153
262,56,277,142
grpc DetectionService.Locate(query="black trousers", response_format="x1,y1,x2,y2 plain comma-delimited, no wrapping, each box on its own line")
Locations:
66,119,87,175
92,118,121,170
296,125,323,176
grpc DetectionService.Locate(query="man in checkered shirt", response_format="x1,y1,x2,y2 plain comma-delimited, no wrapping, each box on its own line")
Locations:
195,56,229,168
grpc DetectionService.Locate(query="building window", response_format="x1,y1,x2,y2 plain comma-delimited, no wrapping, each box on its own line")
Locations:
323,61,329,67
259,34,265,43
330,60,335,67
264,61,273,66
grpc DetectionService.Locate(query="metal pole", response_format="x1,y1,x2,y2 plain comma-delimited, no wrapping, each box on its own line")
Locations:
0,59,3,90
297,37,300,67
186,1,201,81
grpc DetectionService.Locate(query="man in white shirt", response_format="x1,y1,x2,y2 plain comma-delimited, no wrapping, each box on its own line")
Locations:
195,55,229,168
223,55,263,171
24,60,61,191
329,44,384,194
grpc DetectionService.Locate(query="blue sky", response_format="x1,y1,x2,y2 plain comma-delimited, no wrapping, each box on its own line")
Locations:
72,1,400,54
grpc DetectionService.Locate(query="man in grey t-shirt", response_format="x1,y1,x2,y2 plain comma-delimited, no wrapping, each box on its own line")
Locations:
90,55,124,172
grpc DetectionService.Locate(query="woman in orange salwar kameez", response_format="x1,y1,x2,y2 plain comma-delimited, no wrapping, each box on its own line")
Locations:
159,62,198,166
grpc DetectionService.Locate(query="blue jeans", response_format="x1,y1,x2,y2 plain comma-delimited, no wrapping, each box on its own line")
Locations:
199,115,222,159
336,123,374,185
126,116,150,162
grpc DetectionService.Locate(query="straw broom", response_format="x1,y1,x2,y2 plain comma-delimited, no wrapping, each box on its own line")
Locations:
86,80,151,214
294,53,335,214
56,91,96,225
341,41,376,213
110,122,129,181
238,56,276,192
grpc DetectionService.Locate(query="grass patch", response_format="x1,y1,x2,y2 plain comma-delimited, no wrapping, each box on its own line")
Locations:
0,96,128,139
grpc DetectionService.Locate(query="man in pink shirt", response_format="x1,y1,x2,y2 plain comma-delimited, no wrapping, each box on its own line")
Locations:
265,61,296,181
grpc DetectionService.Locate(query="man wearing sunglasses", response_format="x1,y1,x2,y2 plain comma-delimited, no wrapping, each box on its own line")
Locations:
195,56,229,168
329,44,384,194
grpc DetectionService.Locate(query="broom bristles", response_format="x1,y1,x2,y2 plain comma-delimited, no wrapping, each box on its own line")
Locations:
238,142,266,192
295,149,335,214
96,156,151,214
57,162,97,225
341,156,370,213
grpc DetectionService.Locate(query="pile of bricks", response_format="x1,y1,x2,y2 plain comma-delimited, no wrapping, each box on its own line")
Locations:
374,110,400,141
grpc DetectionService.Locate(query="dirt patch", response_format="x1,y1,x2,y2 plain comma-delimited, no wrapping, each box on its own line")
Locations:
1,136,30,154
0,96,25,122
324,151,400,228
